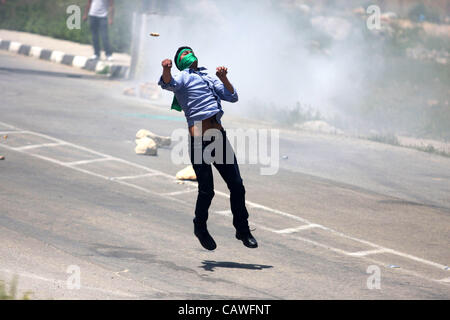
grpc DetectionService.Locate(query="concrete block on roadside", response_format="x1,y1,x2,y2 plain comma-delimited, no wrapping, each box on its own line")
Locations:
73,55,88,68
136,129,171,147
61,54,75,66
9,41,22,53
30,46,42,58
50,51,65,63
40,49,52,60
84,58,98,71
95,61,109,73
135,137,157,156
0,40,10,50
176,165,196,181
18,44,31,56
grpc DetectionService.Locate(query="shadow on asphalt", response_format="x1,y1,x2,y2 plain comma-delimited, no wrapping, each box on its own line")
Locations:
200,260,273,272
0,66,106,80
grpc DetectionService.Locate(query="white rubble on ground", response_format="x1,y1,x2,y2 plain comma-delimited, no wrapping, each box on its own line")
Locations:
176,165,197,181
295,120,344,135
136,129,171,148
135,136,157,156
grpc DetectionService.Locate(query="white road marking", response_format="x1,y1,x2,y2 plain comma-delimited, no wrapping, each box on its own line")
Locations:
273,224,323,234
110,172,161,180
439,277,450,283
215,210,232,216
159,189,197,196
13,142,66,151
65,157,113,166
347,248,390,257
0,121,448,285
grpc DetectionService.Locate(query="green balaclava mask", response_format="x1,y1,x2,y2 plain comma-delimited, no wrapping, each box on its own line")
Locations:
171,48,198,112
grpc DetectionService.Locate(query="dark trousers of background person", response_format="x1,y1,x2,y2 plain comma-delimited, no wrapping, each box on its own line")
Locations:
189,129,250,234
89,16,112,57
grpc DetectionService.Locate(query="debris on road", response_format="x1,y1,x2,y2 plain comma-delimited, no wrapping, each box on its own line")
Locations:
388,264,400,269
282,155,288,160
135,136,157,156
176,165,197,181
136,129,171,148
3,135,7,139
0,155,4,160
149,32,160,37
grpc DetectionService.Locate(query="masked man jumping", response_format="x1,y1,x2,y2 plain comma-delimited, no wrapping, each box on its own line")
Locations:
158,46,258,250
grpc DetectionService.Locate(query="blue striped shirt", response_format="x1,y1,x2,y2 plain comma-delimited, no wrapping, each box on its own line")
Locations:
158,67,238,127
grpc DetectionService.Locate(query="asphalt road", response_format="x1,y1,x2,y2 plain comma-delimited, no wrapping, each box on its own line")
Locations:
0,50,449,299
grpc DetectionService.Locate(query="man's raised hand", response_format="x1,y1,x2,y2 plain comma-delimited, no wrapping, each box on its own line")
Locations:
216,66,228,79
162,59,173,69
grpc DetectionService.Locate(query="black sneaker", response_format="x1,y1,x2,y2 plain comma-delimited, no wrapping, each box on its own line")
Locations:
236,231,258,248
194,228,217,251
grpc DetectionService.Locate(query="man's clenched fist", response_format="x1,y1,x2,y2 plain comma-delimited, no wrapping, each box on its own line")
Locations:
216,66,228,79
162,59,172,69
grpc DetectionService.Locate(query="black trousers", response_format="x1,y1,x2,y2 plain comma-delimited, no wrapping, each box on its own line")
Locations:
189,129,250,234
89,16,112,57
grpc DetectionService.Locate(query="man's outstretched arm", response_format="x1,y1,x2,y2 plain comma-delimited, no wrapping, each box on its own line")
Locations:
214,66,238,102
161,59,173,84
216,66,235,94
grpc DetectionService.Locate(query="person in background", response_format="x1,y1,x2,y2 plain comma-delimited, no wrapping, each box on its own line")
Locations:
83,0,114,61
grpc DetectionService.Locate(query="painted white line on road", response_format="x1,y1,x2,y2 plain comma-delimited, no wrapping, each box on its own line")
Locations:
215,210,232,217
110,172,161,180
347,248,390,257
0,121,448,285
273,224,323,234
159,189,197,196
65,157,113,166
13,142,66,151
439,277,450,283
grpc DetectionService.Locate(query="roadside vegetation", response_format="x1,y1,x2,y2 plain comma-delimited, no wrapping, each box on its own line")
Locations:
0,0,141,53
0,276,33,300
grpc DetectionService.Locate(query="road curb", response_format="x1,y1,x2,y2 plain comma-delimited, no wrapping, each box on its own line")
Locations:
0,38,129,79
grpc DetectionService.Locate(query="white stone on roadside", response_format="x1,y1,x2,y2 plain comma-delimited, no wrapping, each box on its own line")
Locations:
295,120,344,135
136,129,171,147
135,137,157,156
176,165,197,181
